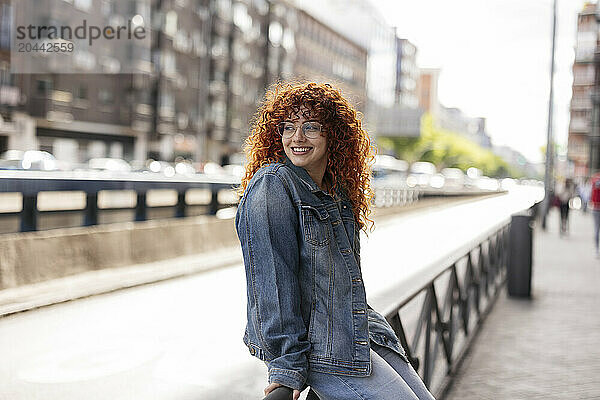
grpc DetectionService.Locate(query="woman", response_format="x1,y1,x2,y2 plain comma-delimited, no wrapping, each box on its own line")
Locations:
235,82,435,400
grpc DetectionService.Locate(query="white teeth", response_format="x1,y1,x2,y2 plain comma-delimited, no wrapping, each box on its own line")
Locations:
292,147,311,152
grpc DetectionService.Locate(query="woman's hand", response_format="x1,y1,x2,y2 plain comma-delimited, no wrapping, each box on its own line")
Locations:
264,382,301,400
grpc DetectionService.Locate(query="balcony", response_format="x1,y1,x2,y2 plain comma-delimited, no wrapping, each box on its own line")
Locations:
0,86,20,106
570,118,590,133
570,99,592,110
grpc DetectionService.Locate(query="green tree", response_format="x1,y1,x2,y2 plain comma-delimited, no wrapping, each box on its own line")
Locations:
377,113,522,178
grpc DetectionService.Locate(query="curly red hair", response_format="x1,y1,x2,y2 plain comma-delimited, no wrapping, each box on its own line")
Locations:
236,81,376,234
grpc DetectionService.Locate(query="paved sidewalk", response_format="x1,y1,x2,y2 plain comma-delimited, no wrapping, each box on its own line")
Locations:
445,209,600,399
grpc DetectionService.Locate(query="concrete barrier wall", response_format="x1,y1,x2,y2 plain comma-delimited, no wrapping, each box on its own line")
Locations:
0,216,238,290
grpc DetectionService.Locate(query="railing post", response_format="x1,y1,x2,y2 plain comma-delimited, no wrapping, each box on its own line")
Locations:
135,191,147,221
423,286,434,387
176,190,186,218
84,192,98,226
388,312,419,369
209,185,219,215
21,193,38,232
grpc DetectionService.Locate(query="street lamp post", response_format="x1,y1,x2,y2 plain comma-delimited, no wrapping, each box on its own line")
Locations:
542,0,557,230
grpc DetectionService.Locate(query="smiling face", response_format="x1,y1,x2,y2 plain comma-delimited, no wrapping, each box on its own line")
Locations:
281,107,329,184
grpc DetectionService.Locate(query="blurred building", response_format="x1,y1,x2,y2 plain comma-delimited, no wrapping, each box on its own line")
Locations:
0,0,24,153
296,0,397,117
296,0,395,106
493,145,537,178
418,67,441,117
1,0,371,164
394,37,418,109
293,8,367,113
296,0,427,143
417,67,491,148
370,35,422,139
568,2,597,178
151,0,211,162
207,0,296,164
473,117,492,148
2,0,154,162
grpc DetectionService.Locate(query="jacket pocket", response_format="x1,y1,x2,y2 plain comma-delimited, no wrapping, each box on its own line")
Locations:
301,204,330,246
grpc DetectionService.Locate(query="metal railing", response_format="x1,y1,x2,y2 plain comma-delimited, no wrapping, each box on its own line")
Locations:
0,171,427,233
0,170,499,234
382,218,512,398
0,170,239,232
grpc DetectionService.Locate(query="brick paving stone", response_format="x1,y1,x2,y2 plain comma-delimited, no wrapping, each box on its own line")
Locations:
444,210,600,400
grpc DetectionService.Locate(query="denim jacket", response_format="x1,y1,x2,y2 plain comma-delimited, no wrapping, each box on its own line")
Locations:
235,155,408,391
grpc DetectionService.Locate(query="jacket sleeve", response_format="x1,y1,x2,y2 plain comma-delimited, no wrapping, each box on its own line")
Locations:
237,172,310,391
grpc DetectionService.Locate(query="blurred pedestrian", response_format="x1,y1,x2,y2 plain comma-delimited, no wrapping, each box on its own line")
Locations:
579,178,591,213
235,82,435,400
590,173,600,257
556,178,576,236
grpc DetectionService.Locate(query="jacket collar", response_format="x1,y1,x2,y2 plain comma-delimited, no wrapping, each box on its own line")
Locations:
280,154,347,200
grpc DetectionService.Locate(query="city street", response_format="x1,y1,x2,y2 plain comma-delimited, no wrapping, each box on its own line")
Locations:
0,0,594,398
0,187,541,400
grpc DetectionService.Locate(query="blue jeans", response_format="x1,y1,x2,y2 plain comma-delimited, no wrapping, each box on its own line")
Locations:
307,342,436,399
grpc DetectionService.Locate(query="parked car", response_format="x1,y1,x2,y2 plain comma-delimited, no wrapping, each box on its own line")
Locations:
475,176,500,191
87,158,132,173
130,159,153,173
223,164,245,179
202,162,227,176
148,160,176,177
0,150,24,170
441,168,466,189
0,150,59,171
465,167,482,188
372,155,408,186
408,161,437,187
174,161,197,177
429,173,446,189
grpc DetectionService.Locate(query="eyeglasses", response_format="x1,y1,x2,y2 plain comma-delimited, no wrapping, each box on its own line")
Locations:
277,121,323,139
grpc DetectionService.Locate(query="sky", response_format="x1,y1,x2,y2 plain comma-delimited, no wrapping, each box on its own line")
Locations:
372,0,587,163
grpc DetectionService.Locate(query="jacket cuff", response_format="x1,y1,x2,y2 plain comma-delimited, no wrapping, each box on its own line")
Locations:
268,368,306,391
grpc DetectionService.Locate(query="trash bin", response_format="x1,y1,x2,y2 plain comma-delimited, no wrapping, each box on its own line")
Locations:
508,211,533,297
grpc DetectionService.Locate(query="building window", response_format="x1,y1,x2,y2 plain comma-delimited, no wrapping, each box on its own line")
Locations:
162,50,176,74
101,0,115,17
98,89,113,104
0,61,11,85
76,85,88,100
165,11,178,36
74,0,92,11
233,3,252,33
216,0,231,19
36,79,53,95
0,4,11,50
269,21,283,46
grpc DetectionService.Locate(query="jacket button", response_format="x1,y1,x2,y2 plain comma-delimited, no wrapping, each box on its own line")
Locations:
249,347,255,355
